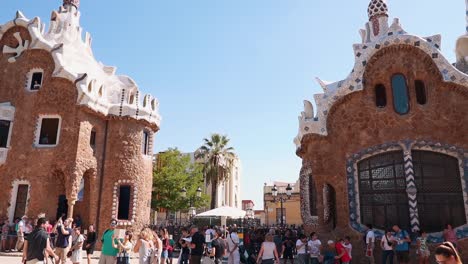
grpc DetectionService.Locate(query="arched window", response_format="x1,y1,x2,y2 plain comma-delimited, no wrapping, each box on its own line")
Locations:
414,80,427,105
413,151,465,232
375,84,387,108
391,74,410,114
358,151,409,230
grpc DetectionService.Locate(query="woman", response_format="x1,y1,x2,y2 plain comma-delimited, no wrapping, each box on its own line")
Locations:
443,224,458,248
159,228,170,264
256,234,280,264
416,230,430,264
113,231,133,264
152,230,162,264
381,229,394,264
435,242,462,264
134,228,154,264
85,224,97,264
71,227,85,264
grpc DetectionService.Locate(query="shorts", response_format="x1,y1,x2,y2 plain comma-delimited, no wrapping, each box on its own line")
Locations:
418,249,430,257
1,235,7,240
161,249,169,258
55,247,70,263
283,253,293,259
86,245,96,255
396,251,410,262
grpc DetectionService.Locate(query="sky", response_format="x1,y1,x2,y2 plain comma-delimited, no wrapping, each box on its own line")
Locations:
1,1,465,209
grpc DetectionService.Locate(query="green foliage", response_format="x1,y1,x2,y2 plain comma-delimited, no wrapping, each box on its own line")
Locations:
152,148,209,214
196,133,236,209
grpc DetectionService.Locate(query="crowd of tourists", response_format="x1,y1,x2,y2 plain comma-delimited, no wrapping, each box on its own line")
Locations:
0,215,465,264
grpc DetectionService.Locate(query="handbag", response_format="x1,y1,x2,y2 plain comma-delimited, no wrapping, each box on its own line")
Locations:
117,251,130,264
67,250,73,258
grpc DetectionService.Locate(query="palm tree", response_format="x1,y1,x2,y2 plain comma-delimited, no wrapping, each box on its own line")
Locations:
196,133,236,209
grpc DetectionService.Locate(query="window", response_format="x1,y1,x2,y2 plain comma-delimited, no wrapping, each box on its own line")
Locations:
276,208,286,224
0,120,11,148
37,117,60,146
118,185,131,220
375,84,387,108
90,130,96,148
28,71,43,91
391,74,410,114
415,80,427,105
413,151,465,232
358,151,410,230
142,131,150,155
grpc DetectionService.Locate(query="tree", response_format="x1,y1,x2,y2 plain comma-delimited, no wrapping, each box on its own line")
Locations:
196,134,236,209
152,148,208,218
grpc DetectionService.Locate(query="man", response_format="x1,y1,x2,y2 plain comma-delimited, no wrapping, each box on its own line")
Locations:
364,224,375,264
190,226,205,264
99,219,119,264
179,227,190,264
296,234,309,264
226,226,240,264
53,217,73,264
335,238,351,264
16,215,26,251
205,225,215,242
211,229,226,264
22,217,59,264
393,225,411,264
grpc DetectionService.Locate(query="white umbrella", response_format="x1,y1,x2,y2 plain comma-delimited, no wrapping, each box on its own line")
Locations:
195,206,246,218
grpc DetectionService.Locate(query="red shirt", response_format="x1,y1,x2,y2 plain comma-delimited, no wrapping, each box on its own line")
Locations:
336,242,351,262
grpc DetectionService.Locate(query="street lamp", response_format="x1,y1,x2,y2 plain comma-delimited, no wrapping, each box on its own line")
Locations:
180,186,202,222
271,183,292,226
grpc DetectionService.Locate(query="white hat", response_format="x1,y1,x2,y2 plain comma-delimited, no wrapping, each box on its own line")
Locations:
327,240,334,245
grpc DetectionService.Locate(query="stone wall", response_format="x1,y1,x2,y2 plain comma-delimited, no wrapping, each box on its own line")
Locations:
298,45,468,261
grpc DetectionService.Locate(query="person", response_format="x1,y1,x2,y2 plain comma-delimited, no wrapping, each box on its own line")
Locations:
335,238,351,264
343,236,352,262
205,225,216,242
113,230,133,264
134,227,154,264
322,240,337,264
416,230,430,264
443,224,458,248
364,224,375,264
392,225,411,264
16,215,26,251
22,217,59,264
435,242,462,264
74,215,82,228
160,228,170,264
99,219,119,264
85,224,97,264
308,232,322,264
190,226,205,264
296,234,309,264
167,235,175,264
281,235,295,264
256,234,280,264
71,227,85,264
380,229,394,264
179,227,190,264
227,226,240,264
53,217,73,264
8,219,17,252
152,230,162,264
211,229,227,264
1,219,9,252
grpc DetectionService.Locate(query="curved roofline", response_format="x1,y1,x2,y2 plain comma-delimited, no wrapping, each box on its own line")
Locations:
295,17,468,149
0,9,161,129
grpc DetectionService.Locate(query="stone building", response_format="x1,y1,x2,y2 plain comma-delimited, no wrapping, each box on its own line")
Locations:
295,0,468,259
263,182,301,226
0,0,160,236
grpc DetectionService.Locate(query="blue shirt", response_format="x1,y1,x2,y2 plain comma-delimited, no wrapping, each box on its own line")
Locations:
395,230,409,251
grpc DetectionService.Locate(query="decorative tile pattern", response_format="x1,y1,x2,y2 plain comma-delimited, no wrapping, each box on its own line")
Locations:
346,140,467,239
112,180,138,226
299,159,319,227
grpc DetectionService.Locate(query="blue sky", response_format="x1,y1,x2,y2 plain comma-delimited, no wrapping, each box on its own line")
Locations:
1,1,465,209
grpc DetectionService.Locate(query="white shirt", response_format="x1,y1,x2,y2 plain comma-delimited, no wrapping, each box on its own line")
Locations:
261,242,276,260
366,230,375,244
296,239,307,254
381,234,394,251
343,242,352,259
308,239,322,257
227,232,239,252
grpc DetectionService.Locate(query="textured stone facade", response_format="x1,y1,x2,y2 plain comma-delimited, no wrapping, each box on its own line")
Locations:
296,1,468,262
0,3,159,245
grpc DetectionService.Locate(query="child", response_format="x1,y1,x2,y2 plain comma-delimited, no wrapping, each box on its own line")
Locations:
322,240,337,264
417,230,430,264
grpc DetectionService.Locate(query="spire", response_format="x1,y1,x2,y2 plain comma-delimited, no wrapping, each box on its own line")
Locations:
63,0,80,9
368,0,388,20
